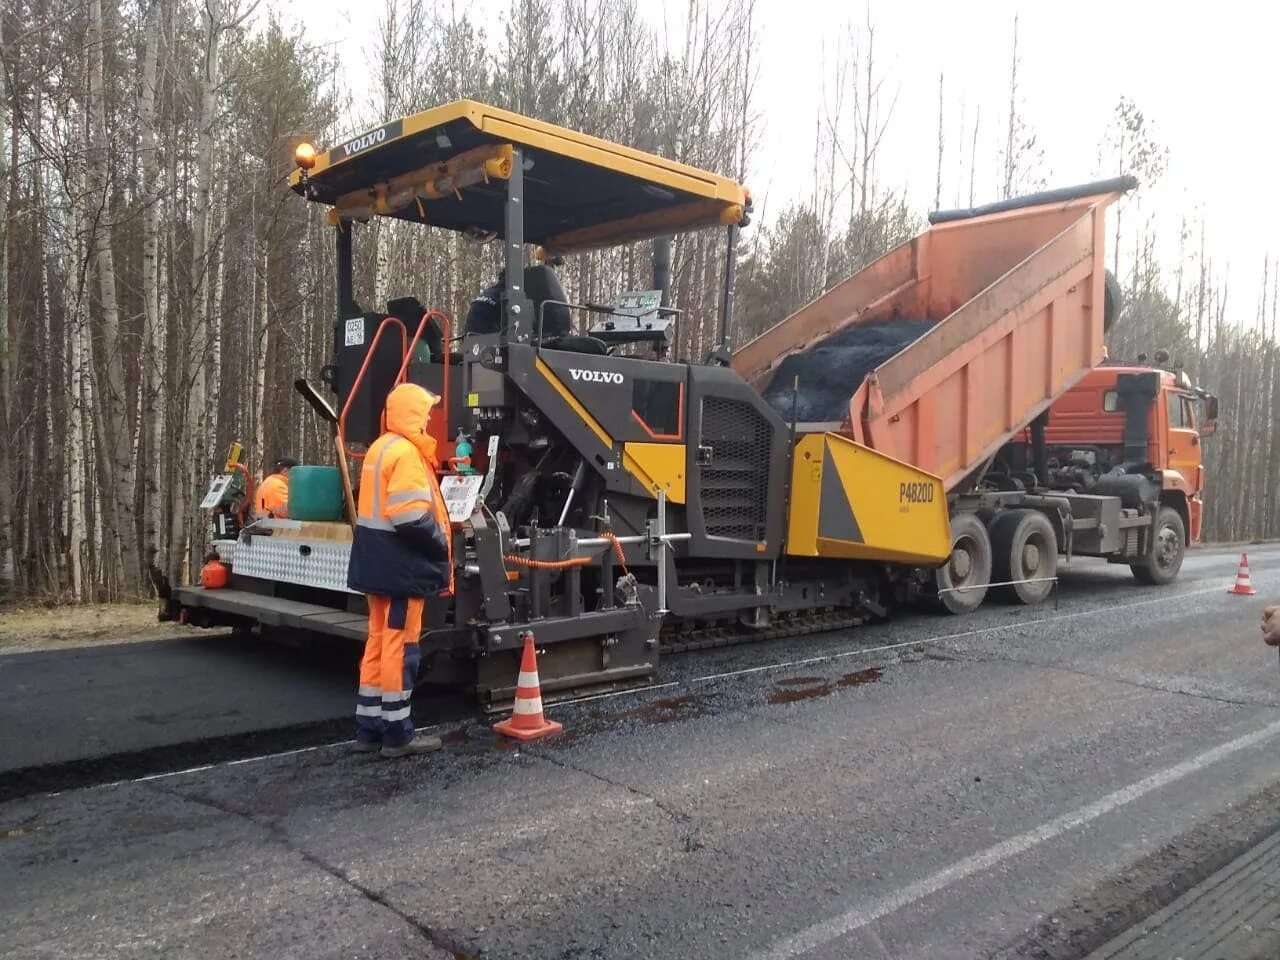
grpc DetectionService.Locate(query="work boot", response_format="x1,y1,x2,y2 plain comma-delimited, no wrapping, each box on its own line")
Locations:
380,734,443,759
352,739,381,754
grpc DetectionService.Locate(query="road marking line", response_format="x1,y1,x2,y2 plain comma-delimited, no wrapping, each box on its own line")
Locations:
560,584,1225,707
50,725,450,795
752,712,1280,960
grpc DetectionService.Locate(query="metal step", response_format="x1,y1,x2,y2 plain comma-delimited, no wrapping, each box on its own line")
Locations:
173,586,366,641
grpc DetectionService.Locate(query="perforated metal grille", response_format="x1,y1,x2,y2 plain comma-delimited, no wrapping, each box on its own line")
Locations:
232,536,355,594
698,397,771,541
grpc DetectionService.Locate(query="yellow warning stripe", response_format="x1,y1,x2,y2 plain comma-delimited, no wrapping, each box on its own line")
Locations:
534,357,612,449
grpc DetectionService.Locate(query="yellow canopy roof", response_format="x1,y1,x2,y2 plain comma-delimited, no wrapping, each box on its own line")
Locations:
289,100,749,255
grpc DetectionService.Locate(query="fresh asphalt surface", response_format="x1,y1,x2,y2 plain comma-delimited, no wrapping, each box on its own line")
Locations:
2,543,1279,959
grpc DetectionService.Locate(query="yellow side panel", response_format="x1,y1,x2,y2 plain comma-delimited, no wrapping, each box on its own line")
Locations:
787,433,951,565
622,443,687,504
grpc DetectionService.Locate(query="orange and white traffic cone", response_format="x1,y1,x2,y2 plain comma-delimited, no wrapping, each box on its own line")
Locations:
492,632,563,741
1228,553,1258,596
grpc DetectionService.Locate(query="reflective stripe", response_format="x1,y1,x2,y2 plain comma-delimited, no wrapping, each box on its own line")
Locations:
388,489,433,506
358,684,381,697
369,437,410,520
513,696,544,716
357,517,395,531
355,704,382,717
517,671,540,688
381,691,409,703
391,509,428,526
382,705,412,722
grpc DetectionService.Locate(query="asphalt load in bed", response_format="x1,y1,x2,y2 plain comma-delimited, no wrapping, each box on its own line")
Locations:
761,317,934,422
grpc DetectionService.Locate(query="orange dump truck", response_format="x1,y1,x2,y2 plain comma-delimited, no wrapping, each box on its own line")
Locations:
735,177,1218,612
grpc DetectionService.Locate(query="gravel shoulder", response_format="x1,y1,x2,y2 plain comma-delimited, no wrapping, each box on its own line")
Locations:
0,602,193,654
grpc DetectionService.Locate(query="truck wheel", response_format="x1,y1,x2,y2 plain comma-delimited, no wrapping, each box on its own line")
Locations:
1103,269,1123,332
933,513,992,614
1131,506,1185,585
990,509,1058,604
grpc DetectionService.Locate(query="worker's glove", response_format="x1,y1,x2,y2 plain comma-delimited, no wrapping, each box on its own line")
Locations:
1263,605,1280,647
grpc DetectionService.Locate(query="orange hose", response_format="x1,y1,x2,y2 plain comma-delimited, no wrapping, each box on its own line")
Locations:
601,531,630,574
504,554,592,569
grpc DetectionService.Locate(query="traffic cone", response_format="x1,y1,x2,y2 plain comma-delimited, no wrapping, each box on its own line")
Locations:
1228,553,1258,596
492,632,563,741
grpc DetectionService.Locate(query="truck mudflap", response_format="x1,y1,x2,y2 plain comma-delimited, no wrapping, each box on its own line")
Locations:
786,432,951,566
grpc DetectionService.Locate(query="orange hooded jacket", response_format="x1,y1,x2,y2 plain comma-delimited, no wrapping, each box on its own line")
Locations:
346,384,452,598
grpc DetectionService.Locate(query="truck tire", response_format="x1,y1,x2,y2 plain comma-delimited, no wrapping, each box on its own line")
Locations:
933,513,992,614
989,509,1058,604
1103,269,1123,332
1131,506,1185,585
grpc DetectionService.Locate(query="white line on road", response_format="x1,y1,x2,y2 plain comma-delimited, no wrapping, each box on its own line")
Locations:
752,712,1280,960
51,727,445,795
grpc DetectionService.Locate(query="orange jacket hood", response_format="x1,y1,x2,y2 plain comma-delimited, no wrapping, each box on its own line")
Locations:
384,383,440,466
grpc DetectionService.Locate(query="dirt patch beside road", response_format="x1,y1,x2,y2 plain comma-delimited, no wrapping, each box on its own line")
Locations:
0,602,192,653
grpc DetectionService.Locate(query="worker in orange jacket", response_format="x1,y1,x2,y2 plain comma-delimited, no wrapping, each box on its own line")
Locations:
347,383,452,758
255,457,298,518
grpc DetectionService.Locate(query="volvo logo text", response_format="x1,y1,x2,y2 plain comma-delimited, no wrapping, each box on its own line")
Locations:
339,128,388,158
568,369,624,384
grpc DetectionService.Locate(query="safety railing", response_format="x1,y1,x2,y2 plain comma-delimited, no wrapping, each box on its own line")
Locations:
535,299,681,354
337,311,454,461
338,316,407,460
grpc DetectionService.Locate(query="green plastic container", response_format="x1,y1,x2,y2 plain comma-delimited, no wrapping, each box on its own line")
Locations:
287,465,344,521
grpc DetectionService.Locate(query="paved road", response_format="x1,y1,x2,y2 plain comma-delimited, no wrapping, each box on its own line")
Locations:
2,543,1278,959
0,633,355,774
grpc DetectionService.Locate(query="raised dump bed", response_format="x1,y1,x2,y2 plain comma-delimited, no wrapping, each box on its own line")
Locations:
735,177,1134,492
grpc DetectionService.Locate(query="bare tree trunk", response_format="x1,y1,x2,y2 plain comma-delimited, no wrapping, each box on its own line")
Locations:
1262,260,1279,535
211,176,229,439
373,221,390,309
0,9,12,594
1002,14,1019,199
253,238,269,463
66,175,88,601
140,0,164,572
969,105,980,206
1194,222,1206,381
173,0,224,578
86,0,141,596
933,72,944,209
857,15,876,218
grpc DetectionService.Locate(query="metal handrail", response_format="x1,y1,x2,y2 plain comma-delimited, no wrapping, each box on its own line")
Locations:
338,316,407,460
396,310,454,446
535,298,681,353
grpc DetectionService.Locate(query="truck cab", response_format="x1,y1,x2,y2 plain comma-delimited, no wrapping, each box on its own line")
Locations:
1044,365,1218,543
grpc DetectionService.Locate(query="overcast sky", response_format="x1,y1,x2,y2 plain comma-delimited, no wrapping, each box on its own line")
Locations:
300,0,1275,328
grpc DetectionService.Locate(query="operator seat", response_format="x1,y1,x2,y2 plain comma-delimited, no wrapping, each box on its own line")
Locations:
526,264,608,355
524,265,571,338
463,264,607,355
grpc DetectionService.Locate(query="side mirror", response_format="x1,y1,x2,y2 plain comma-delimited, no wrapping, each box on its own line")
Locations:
1199,394,1219,436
